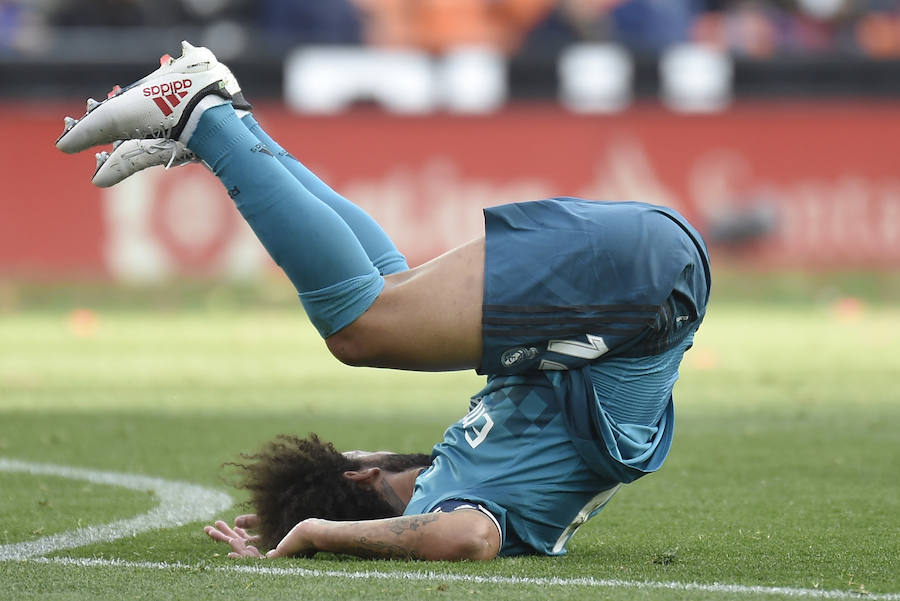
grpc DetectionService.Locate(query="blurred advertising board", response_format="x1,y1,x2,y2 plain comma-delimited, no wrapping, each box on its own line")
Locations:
1,101,898,280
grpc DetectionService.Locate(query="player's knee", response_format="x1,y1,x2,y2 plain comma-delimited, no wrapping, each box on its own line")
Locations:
325,328,380,367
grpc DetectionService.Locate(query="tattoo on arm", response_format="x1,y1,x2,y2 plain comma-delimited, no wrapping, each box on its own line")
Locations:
347,515,441,560
386,513,440,536
345,538,425,561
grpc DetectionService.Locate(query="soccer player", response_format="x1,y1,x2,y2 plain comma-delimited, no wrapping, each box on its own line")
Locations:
57,42,711,561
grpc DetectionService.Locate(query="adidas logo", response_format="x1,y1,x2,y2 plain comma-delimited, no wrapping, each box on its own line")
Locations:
143,79,193,116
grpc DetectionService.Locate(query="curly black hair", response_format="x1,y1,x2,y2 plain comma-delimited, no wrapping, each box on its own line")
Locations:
229,433,431,549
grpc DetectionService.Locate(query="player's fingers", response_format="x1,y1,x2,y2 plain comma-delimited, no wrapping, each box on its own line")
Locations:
225,536,264,559
215,520,240,539
204,525,231,543
210,524,234,540
234,514,259,529
234,527,256,540
236,530,258,542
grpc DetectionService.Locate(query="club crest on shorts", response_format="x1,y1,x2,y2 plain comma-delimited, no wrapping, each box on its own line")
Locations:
501,346,538,367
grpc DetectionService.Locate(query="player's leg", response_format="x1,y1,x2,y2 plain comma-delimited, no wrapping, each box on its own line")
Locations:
90,117,409,277
90,113,410,277
187,102,484,371
326,237,484,371
56,42,482,371
186,101,388,337
239,114,409,276
69,41,405,278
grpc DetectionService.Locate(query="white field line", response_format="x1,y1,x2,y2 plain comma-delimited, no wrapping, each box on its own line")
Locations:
15,556,900,601
0,457,232,560
2,458,898,600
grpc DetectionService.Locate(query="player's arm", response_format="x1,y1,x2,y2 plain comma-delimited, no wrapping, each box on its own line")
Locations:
268,510,500,561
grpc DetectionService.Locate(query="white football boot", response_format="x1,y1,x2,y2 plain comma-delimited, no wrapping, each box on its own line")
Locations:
92,139,199,188
57,40,251,154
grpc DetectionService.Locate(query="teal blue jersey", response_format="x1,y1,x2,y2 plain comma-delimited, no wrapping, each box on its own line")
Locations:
405,199,710,556
405,373,622,556
404,332,698,556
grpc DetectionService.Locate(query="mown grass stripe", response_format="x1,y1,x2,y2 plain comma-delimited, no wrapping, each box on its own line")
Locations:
18,556,900,601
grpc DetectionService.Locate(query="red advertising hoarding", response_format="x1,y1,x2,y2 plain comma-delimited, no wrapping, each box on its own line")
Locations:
1,101,898,280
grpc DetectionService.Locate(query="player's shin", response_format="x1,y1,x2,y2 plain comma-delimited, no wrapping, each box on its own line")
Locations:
184,103,384,338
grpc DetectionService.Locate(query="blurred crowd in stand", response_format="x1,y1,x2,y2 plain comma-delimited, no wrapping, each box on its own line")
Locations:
2,0,900,58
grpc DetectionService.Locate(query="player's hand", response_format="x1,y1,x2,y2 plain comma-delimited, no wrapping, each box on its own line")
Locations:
204,519,264,559
265,519,322,559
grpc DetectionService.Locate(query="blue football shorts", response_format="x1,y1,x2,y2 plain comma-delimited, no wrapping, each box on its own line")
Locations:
478,197,710,376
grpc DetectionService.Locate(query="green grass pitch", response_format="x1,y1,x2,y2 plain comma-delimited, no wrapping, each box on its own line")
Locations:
0,292,898,600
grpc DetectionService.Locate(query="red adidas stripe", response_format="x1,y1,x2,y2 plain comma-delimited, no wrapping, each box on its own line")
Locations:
152,96,173,116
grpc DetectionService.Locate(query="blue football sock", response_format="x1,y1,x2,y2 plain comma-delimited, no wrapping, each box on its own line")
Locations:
240,114,409,276
186,104,383,338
